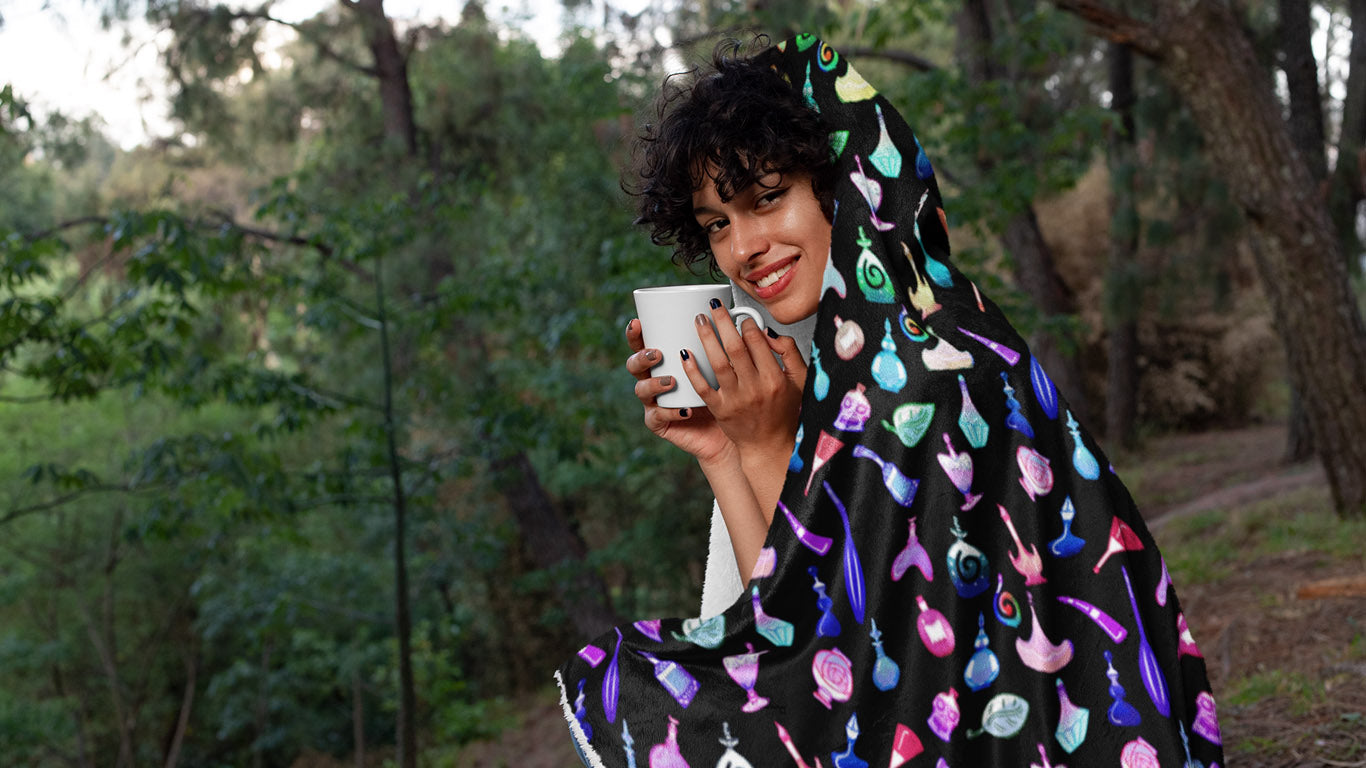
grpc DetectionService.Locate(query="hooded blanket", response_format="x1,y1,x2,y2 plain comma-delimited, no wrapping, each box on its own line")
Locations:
557,35,1224,768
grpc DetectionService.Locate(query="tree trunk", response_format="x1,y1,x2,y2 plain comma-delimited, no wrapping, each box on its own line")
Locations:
1328,0,1366,269
1105,38,1141,449
345,0,418,155
81,511,135,768
492,451,622,640
252,639,271,768
352,669,366,768
374,254,418,768
1055,0,1366,516
1280,0,1328,179
1000,212,1088,421
162,652,196,768
1279,0,1324,461
957,0,1089,421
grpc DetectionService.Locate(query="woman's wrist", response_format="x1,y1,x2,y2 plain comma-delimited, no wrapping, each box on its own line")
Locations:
736,438,793,527
696,441,744,477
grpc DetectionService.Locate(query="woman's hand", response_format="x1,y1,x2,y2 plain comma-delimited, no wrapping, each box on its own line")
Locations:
680,304,807,523
681,303,807,464
625,318,735,465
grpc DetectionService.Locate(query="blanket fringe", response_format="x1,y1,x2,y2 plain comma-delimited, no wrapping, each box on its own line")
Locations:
554,669,607,768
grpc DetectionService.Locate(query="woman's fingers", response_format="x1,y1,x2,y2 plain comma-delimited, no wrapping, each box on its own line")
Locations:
711,304,763,381
626,347,662,379
625,318,644,352
633,373,678,404
624,318,664,381
766,329,808,382
643,400,696,430
678,347,718,404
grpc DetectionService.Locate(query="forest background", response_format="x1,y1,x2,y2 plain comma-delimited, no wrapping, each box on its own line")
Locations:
2,0,1366,766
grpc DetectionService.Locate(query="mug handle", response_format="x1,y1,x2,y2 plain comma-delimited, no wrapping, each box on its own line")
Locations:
730,306,766,332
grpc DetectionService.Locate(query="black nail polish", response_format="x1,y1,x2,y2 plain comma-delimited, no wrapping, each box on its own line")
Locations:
709,298,722,309
767,327,779,339
680,349,690,361
679,408,689,417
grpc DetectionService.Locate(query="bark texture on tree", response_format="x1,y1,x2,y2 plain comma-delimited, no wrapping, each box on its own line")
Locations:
957,0,1089,422
1279,0,1324,462
1106,39,1141,449
1280,0,1328,179
1056,0,1366,515
493,451,623,640
1328,0,1366,264
345,0,418,155
999,212,1089,421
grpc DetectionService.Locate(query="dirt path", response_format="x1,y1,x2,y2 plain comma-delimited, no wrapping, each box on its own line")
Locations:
1147,460,1326,532
1120,423,1325,528
1134,426,1366,767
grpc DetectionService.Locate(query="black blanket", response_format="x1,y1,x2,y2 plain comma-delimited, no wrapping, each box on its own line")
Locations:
557,35,1225,768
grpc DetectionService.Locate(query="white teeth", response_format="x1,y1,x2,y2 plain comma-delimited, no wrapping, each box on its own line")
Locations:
756,263,793,288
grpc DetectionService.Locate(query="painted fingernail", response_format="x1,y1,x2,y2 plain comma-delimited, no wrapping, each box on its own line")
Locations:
644,350,657,362
660,376,672,386
767,327,779,339
679,408,690,417
709,298,722,309
680,349,690,361
627,320,634,333
695,313,708,325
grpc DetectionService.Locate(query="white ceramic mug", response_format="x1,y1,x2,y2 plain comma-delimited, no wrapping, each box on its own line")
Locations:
633,284,767,408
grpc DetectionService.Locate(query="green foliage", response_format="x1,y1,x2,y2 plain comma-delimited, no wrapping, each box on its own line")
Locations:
0,12,713,765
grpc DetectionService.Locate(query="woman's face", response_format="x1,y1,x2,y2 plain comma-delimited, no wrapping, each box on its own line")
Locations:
692,170,832,326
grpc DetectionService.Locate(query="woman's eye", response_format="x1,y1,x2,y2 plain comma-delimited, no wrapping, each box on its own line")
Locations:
758,189,787,207
705,219,728,235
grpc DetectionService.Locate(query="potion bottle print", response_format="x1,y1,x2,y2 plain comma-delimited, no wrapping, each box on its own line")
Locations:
638,651,699,709
946,516,990,599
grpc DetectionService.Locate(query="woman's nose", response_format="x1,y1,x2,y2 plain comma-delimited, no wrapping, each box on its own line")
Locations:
730,218,770,263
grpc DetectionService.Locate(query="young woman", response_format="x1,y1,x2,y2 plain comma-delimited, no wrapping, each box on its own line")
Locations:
559,36,1225,768
624,45,838,593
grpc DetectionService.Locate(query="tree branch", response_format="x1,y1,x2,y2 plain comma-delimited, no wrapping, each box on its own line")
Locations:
841,46,940,72
207,212,335,257
23,215,108,242
1,484,167,526
200,7,380,77
22,212,377,286
207,211,377,283
1051,0,1164,58
291,493,394,511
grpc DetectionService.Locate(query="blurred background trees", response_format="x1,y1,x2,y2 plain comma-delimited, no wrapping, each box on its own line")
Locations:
1,0,1364,765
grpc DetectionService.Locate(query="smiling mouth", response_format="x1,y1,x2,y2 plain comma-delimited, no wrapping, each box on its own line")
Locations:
756,262,794,288
750,258,800,300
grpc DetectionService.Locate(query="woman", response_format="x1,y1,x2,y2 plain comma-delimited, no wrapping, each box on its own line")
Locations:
559,36,1225,768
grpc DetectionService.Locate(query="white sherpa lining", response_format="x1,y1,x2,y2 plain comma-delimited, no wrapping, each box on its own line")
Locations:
699,499,746,618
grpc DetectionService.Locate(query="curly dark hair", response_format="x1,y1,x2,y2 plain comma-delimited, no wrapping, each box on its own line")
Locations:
628,37,838,273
